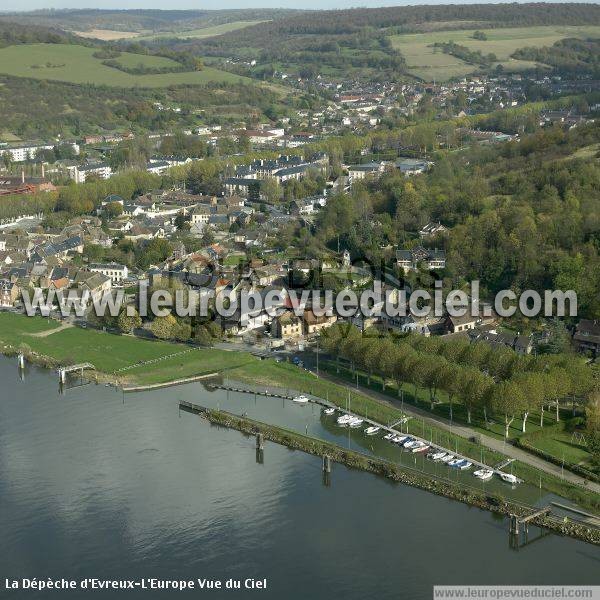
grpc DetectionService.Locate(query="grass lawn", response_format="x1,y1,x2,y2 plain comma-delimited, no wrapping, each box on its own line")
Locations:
0,313,254,384
524,428,597,474
389,25,600,81
0,43,251,88
223,253,247,266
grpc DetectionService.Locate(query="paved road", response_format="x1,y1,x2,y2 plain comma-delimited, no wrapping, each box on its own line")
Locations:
315,369,600,495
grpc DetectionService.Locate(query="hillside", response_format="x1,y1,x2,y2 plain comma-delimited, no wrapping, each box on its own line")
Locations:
161,4,600,81
0,8,298,33
0,43,249,87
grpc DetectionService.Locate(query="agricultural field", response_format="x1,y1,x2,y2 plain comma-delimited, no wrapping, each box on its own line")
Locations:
390,25,600,81
73,29,141,40
0,43,250,88
134,20,268,41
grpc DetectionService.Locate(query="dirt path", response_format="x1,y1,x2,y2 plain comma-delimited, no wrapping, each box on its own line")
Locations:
28,322,73,338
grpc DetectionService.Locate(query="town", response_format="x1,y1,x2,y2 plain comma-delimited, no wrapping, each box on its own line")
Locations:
0,5,599,597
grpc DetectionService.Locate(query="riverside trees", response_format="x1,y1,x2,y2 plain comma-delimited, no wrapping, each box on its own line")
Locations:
319,323,596,438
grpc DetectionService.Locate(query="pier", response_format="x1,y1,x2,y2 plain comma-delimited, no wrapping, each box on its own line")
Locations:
203,384,517,481
57,363,95,383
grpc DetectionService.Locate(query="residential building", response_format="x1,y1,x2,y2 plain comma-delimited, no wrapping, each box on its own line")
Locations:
272,311,303,339
89,263,129,284
573,319,600,355
396,246,446,272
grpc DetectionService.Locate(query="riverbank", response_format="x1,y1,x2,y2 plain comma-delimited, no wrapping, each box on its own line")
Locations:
189,404,600,547
0,313,254,386
2,312,599,516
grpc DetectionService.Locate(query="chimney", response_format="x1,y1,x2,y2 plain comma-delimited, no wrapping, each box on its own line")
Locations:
41,163,45,179
21,169,25,184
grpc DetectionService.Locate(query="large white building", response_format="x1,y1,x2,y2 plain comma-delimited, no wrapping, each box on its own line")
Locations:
1,142,80,162
89,263,129,284
67,163,112,184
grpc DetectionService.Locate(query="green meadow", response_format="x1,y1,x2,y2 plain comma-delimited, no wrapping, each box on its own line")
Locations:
390,25,600,81
0,313,253,384
0,43,250,88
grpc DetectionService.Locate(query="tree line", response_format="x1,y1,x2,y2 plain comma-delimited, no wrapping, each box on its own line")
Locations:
320,323,596,437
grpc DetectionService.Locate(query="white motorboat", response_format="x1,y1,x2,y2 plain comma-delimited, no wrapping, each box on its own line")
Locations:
364,426,380,436
412,443,430,453
292,395,309,404
499,472,518,484
395,435,409,444
323,407,335,415
348,417,364,428
440,454,454,463
473,468,493,481
337,414,352,425
448,458,463,467
430,451,447,461
458,461,472,470
403,440,420,449
383,433,395,441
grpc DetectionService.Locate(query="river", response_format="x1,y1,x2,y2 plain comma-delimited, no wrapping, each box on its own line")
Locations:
1,357,599,599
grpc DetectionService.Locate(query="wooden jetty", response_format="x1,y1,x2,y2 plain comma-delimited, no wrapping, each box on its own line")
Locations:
57,363,95,383
205,384,505,478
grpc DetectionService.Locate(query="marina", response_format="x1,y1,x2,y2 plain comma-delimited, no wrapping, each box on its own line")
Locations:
207,383,522,484
2,357,599,600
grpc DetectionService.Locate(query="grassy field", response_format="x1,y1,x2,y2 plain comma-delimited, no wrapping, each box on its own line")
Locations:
390,25,600,81
0,43,250,88
0,313,254,384
134,21,268,42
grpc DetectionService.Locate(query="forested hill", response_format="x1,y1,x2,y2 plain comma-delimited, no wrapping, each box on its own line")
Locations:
164,3,600,79
514,38,600,77
0,20,77,48
188,3,600,46
0,9,299,33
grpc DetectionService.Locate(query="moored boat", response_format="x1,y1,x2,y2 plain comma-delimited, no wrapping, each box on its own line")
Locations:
499,472,518,484
430,451,447,461
348,417,364,428
292,395,309,404
473,468,493,480
440,454,454,463
323,407,335,415
412,443,430,453
364,426,380,436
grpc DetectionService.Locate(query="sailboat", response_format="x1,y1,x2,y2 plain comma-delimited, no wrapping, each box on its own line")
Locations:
473,468,493,480
499,472,518,484
323,407,335,415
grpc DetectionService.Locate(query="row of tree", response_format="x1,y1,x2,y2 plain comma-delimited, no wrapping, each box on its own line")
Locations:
320,324,596,436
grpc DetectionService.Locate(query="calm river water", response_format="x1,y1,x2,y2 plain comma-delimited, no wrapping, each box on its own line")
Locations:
1,357,599,599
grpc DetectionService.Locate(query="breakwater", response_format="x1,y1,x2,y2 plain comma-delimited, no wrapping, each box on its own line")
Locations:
183,402,600,547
